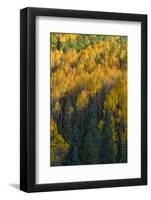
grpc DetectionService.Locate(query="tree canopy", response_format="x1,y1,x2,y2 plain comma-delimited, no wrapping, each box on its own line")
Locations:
50,33,127,166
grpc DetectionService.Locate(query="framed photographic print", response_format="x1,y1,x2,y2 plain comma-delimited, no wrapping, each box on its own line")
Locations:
20,7,147,192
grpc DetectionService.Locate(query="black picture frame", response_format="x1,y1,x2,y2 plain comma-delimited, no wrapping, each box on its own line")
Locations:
20,7,147,192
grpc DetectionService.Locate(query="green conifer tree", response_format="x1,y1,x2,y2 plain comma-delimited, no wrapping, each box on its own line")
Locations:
82,112,100,164
71,142,80,165
100,111,115,163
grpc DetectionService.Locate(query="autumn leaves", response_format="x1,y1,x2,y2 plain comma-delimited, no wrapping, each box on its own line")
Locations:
50,33,127,166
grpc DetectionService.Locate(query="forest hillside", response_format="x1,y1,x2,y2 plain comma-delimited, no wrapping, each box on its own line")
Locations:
50,33,127,166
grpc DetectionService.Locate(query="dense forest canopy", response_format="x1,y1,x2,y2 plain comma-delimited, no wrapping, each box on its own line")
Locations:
50,33,127,166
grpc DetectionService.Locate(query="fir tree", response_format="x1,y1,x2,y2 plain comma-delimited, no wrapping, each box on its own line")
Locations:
100,111,115,163
82,112,100,164
71,142,80,165
63,100,73,143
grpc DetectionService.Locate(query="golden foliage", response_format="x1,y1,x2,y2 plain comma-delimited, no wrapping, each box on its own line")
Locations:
76,90,89,108
50,33,128,165
51,120,69,164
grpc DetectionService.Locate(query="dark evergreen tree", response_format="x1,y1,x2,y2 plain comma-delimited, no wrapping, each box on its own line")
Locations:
56,38,62,50
82,112,100,164
100,111,115,163
70,142,80,165
63,100,73,142
122,140,127,163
